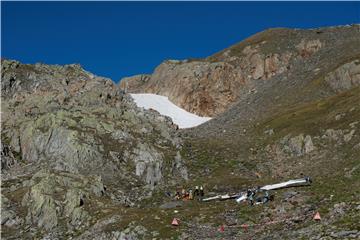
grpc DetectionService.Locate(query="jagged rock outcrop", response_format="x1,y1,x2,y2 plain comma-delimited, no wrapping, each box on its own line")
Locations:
267,134,316,158
296,39,323,57
287,134,315,156
21,170,104,231
325,59,360,92
121,74,151,93
322,128,357,144
120,25,360,117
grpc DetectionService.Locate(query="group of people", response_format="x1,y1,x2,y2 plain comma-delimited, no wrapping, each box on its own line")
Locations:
175,186,204,201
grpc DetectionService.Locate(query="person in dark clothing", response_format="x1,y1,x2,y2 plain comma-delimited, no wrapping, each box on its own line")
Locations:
194,186,199,196
199,186,204,197
175,191,181,200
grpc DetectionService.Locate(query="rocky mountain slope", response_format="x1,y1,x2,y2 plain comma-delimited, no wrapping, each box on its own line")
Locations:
177,25,360,239
178,87,360,239
122,25,360,239
1,24,360,240
120,25,360,117
1,60,188,239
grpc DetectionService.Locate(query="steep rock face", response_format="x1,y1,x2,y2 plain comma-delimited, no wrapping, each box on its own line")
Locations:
120,25,360,117
132,143,164,189
123,61,245,116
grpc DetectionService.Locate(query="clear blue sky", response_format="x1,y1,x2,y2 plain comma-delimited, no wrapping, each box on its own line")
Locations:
2,2,360,82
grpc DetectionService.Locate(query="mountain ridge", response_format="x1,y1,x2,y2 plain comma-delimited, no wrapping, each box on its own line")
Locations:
120,24,360,117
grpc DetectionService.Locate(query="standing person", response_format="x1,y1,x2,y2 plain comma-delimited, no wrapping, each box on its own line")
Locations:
194,186,199,197
185,189,189,200
199,186,204,200
181,188,186,199
189,189,193,200
175,190,181,200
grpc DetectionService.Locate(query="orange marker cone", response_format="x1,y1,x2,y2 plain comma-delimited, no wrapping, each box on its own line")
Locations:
218,225,225,232
171,218,179,226
313,212,321,221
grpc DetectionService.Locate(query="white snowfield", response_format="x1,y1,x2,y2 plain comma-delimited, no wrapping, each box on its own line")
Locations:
130,93,211,129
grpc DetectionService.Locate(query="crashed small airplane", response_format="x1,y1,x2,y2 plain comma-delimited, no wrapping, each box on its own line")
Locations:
202,177,312,204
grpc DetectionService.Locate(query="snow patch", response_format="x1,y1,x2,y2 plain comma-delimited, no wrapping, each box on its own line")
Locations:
130,93,211,129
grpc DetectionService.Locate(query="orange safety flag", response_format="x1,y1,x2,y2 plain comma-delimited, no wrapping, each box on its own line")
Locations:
218,225,225,232
313,212,321,220
171,218,179,226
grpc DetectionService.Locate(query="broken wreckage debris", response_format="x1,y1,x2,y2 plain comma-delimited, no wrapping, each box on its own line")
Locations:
202,177,312,205
168,178,312,227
